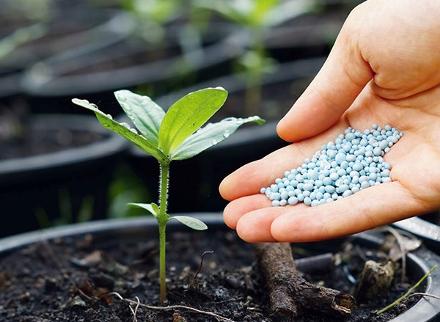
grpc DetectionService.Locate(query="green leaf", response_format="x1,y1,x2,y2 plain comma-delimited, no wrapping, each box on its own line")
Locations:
172,116,265,160
171,216,208,230
114,90,165,145
128,202,160,217
158,87,228,154
151,203,160,215
72,98,164,160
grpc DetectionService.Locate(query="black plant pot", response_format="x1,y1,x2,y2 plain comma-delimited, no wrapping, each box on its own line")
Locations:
0,216,439,321
127,58,325,213
0,9,134,106
0,114,127,237
21,21,245,115
393,215,440,254
263,11,345,62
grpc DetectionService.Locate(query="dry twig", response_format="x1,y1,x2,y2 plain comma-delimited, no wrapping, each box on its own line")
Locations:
107,292,235,322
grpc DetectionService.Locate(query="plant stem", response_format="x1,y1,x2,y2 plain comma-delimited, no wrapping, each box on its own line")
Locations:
376,265,438,315
158,161,170,304
158,222,167,304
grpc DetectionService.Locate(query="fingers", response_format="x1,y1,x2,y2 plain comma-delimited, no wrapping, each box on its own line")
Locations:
236,207,287,242
229,182,427,243
219,121,347,201
277,7,373,142
270,182,427,242
223,194,271,229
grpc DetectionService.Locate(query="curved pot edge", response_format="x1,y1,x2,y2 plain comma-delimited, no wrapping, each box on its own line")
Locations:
21,24,246,97
392,217,440,245
0,114,128,177
0,215,439,322
0,10,135,99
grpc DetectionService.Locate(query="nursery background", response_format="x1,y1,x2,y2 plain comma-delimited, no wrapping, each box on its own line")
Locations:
1,0,363,237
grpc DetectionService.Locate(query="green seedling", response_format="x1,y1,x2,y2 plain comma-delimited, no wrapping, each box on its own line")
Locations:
72,88,264,303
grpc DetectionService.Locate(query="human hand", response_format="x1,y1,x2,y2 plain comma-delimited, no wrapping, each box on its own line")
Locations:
219,0,440,243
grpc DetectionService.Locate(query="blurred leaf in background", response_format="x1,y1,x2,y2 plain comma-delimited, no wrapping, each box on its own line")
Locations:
121,0,183,43
108,164,150,218
1,0,52,22
0,24,47,61
35,189,94,228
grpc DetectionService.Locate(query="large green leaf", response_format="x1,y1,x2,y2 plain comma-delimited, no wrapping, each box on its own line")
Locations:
171,216,208,230
171,116,265,160
128,202,160,217
158,87,228,154
114,90,165,144
72,98,164,160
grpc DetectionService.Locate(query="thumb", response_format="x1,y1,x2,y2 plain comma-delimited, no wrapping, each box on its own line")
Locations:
277,8,373,142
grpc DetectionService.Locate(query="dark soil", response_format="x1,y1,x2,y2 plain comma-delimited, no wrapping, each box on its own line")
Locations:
0,230,420,322
0,115,103,160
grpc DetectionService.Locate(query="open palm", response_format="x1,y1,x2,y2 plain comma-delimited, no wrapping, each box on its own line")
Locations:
219,0,440,243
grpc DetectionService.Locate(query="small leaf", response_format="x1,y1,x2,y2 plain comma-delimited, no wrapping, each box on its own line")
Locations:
114,90,165,144
151,203,160,215
171,116,265,160
158,87,228,154
72,98,164,161
128,203,159,217
171,216,208,230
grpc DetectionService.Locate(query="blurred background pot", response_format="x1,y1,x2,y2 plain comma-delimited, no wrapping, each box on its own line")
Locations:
393,215,440,254
21,21,244,115
0,7,134,109
0,114,127,237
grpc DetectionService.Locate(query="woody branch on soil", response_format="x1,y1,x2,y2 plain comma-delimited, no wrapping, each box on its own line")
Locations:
255,243,355,320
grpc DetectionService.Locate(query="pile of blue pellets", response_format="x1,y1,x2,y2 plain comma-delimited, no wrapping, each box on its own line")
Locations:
261,124,403,207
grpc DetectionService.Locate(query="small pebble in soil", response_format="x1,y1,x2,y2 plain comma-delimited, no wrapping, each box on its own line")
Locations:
261,124,403,207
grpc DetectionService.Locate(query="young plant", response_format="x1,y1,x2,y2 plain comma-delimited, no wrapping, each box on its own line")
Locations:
72,88,264,303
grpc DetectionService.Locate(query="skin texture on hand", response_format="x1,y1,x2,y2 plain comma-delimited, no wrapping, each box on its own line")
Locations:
219,0,440,243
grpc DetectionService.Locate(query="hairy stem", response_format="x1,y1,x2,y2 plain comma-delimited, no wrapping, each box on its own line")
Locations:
158,161,170,304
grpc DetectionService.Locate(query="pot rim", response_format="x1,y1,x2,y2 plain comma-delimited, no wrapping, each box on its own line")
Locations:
21,23,245,97
0,114,127,177
0,10,135,98
0,215,439,322
393,217,440,248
